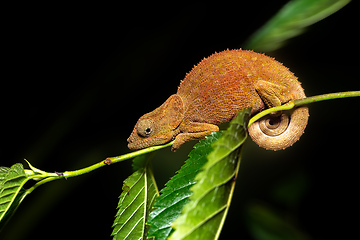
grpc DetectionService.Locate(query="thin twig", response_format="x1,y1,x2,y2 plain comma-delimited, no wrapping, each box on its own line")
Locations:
249,90,360,127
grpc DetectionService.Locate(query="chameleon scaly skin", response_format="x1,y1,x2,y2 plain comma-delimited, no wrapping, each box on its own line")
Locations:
128,49,309,151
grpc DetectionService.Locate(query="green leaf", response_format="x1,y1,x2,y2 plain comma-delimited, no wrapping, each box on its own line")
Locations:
147,109,250,240
244,0,350,52
169,108,250,240
111,155,159,240
147,131,222,240
0,163,30,229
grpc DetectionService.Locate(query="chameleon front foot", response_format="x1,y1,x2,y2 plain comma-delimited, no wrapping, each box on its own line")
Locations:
172,122,219,151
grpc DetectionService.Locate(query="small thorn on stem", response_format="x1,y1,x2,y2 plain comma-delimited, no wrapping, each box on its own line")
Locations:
55,171,67,180
104,158,112,165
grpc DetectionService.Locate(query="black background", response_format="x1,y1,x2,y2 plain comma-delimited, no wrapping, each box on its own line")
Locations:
1,1,359,239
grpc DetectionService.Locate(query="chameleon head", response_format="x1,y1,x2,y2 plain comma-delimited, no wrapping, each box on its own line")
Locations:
127,94,184,150
127,117,171,150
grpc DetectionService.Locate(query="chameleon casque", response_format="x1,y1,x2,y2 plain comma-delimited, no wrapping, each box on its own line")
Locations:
128,49,309,151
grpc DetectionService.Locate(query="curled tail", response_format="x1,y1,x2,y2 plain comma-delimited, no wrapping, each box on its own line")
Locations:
248,106,309,150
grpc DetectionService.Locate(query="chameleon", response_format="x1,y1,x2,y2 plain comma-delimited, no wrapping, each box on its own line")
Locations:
127,49,309,151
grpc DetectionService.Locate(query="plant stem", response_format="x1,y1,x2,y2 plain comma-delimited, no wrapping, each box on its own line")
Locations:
25,176,60,195
293,90,360,106
248,101,295,127
248,90,360,127
62,140,175,178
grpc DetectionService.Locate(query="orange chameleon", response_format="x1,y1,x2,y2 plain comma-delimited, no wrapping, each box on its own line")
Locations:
128,49,309,151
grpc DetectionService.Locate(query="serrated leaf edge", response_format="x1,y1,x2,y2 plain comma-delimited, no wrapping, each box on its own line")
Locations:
169,109,249,240
112,163,158,240
0,164,29,223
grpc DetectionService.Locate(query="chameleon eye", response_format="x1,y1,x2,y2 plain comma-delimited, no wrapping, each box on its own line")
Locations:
136,119,154,137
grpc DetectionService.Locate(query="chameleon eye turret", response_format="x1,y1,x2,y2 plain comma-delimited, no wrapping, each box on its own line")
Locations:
136,119,154,137
128,49,309,151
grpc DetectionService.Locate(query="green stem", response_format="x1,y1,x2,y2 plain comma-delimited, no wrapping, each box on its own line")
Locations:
249,90,360,126
25,176,60,195
248,101,295,127
62,140,175,178
21,141,175,196
293,90,360,106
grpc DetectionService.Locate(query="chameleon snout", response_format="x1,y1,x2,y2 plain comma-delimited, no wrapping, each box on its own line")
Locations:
127,128,172,150
127,130,140,150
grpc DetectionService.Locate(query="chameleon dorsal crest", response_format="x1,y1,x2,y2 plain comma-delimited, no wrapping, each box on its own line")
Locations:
128,49,309,151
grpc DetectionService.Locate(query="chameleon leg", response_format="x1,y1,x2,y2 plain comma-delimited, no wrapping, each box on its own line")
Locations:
172,121,219,151
255,80,289,107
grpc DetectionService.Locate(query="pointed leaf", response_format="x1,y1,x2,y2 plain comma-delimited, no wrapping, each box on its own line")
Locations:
112,155,159,240
0,163,30,228
147,132,222,240
170,108,250,240
244,0,350,52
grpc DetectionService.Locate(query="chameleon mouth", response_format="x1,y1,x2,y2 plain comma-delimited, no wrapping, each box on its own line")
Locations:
127,140,146,150
127,134,171,150
127,138,151,150
127,135,146,150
